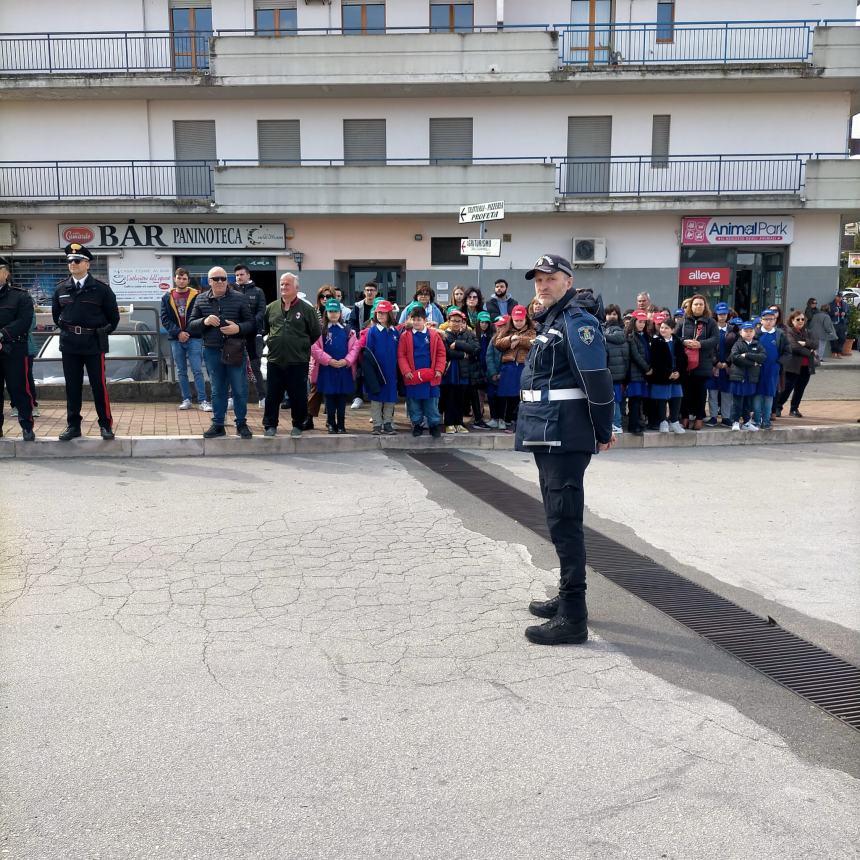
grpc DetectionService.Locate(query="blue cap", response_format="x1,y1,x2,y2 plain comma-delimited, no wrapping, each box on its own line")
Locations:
753,316,762,325
714,302,729,314
740,321,756,330
760,307,777,317
730,317,744,326
673,308,685,317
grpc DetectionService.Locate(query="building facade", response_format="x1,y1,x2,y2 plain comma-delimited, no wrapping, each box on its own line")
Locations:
1,0,859,315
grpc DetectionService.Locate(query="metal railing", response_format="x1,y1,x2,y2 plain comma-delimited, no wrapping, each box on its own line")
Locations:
0,19,856,74
0,160,214,200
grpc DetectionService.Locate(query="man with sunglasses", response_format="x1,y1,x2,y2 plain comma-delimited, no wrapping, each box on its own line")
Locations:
187,266,255,438
51,243,120,441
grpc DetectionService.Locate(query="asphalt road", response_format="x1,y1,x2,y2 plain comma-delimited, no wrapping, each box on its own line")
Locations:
1,450,858,859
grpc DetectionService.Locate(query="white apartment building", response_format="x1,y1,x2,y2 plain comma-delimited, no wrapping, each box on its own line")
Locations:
1,0,859,317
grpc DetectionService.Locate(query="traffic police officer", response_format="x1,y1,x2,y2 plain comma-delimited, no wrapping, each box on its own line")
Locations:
515,254,616,645
51,243,120,440
0,256,36,442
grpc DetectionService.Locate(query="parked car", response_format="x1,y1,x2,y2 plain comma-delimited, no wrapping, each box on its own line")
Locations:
839,287,860,307
33,325,164,384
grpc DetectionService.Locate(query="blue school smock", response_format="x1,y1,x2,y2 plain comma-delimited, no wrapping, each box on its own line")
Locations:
649,338,683,400
497,360,525,397
365,324,400,403
408,329,436,401
317,324,354,396
707,327,732,393
756,329,781,398
442,353,462,385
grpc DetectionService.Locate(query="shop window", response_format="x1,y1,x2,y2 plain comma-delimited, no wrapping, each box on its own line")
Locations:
170,5,212,70
430,3,474,34
656,1,675,43
431,238,468,266
342,2,385,35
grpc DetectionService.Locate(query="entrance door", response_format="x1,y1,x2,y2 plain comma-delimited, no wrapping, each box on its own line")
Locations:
347,264,404,305
568,0,613,65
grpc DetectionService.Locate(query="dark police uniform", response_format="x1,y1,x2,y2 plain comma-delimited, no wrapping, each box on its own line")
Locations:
51,244,120,439
0,258,36,441
514,254,614,645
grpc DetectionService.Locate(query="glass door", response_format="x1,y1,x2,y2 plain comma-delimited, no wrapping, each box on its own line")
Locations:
569,0,612,65
348,264,403,305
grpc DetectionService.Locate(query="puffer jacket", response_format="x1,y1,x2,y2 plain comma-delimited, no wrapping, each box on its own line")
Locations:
729,337,767,384
495,325,537,364
439,326,481,383
604,323,629,383
627,330,652,383
783,325,819,375
679,314,719,377
185,286,254,350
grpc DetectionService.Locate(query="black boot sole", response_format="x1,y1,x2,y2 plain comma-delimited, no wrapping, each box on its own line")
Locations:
524,627,589,645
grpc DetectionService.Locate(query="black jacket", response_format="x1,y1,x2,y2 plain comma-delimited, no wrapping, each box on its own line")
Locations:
679,315,718,377
187,287,254,349
729,337,767,383
604,323,629,382
649,334,688,386
51,274,120,355
440,327,481,384
486,294,518,321
234,280,265,337
0,283,35,345
627,330,652,383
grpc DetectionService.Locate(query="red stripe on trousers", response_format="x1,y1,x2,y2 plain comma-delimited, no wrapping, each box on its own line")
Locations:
23,356,35,408
100,352,113,425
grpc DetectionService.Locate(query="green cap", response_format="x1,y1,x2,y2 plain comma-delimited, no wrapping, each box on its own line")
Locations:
477,311,491,323
324,299,341,313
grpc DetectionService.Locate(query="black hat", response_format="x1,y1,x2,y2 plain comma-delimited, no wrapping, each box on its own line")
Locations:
64,243,93,261
525,254,573,280
0,256,10,268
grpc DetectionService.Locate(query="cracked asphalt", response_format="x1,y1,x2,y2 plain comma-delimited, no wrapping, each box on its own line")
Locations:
1,453,858,859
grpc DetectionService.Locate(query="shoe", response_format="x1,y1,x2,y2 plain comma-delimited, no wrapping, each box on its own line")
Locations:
472,421,490,430
383,423,397,436
412,426,424,437
705,417,718,427
11,407,17,417
445,425,457,434
693,419,703,431
525,615,588,646
455,424,469,434
21,428,35,442
58,425,81,441
721,419,733,428
504,423,515,435
497,420,506,431
237,424,253,439
32,407,40,417
302,418,314,431
227,398,234,412
264,427,277,437
486,419,499,429
789,409,803,418
350,397,364,409
528,595,559,619
372,426,383,436
327,425,337,434
290,427,302,438
669,421,685,434
280,400,291,411
203,423,226,439
680,418,689,429
99,426,115,441
611,424,623,434
760,422,772,430
429,425,442,438
258,398,266,408
178,399,192,410
744,421,759,432
731,421,740,431
659,420,670,433
200,400,213,412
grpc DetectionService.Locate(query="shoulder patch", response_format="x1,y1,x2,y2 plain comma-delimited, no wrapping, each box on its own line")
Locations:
577,325,596,345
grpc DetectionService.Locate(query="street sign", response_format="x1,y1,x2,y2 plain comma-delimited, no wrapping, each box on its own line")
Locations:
461,238,501,257
459,201,505,224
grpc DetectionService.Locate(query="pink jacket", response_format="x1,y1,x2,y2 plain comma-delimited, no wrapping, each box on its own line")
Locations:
309,326,361,384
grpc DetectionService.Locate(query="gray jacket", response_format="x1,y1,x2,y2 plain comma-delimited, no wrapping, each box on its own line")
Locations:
808,310,836,343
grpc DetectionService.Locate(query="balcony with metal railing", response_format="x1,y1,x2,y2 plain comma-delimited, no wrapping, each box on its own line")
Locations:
1,153,856,216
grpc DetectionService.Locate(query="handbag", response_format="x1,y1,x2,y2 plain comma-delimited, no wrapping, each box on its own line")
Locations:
221,336,245,366
685,322,702,371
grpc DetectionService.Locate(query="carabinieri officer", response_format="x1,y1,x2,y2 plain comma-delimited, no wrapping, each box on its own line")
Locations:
51,243,120,441
515,254,616,645
0,256,36,441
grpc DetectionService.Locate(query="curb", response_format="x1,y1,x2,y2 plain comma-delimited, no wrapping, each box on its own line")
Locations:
2,423,859,459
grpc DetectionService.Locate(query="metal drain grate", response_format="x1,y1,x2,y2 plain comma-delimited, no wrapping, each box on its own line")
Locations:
410,451,860,732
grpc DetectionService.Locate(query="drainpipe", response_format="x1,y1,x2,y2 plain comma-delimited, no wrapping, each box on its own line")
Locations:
496,0,504,29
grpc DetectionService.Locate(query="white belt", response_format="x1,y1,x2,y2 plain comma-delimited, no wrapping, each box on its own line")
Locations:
521,388,586,402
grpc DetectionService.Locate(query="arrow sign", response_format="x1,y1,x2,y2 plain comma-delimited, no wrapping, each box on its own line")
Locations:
461,238,501,257
458,200,505,224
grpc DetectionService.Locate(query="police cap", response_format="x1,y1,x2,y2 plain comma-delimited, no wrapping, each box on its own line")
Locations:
525,254,573,280
64,243,93,262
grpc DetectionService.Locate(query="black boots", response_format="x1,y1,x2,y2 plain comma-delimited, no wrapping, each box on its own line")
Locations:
58,425,82,441
525,615,589,646
528,595,560,619
99,425,115,441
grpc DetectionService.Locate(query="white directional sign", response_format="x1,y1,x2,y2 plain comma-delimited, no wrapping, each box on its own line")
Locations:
460,238,502,257
459,201,505,224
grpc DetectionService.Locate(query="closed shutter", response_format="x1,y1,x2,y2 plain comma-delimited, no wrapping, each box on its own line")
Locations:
254,0,296,8
651,114,670,168
343,119,386,166
169,0,210,7
174,119,216,197
429,118,473,166
566,115,612,194
258,120,301,164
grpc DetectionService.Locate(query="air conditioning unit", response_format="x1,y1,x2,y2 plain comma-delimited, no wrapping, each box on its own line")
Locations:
572,237,606,266
0,223,16,247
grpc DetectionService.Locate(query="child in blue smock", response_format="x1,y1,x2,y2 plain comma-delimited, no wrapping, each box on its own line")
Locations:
363,300,400,435
753,308,789,429
311,299,360,434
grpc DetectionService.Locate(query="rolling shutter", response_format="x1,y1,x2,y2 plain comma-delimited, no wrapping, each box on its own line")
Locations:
651,114,671,168
343,119,386,165
566,115,612,194
429,117,473,166
173,119,216,197
258,120,301,164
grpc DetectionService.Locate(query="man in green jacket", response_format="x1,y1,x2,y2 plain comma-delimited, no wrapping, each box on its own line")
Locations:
262,272,321,437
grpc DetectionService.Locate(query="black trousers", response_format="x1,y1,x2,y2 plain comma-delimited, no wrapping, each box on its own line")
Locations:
778,367,811,411
533,451,592,620
682,375,708,420
324,394,348,430
264,363,309,430
441,383,465,426
0,344,34,430
62,351,112,427
627,396,644,432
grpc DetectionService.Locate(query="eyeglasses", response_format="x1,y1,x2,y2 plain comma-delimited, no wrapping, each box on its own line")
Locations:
209,276,228,282
321,294,332,300
794,317,805,322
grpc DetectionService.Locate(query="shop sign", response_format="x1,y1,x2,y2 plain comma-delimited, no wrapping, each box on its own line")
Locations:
847,252,860,269
59,223,286,250
681,216,794,246
680,267,731,286
109,266,174,302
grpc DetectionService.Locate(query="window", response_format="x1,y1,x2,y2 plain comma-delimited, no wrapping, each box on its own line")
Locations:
566,115,612,194
343,119,386,165
170,4,212,70
174,120,216,197
430,3,473,34
431,238,468,266
650,114,670,168
656,0,675,43
429,118,473,165
255,3,298,36
342,2,385,35
258,120,301,164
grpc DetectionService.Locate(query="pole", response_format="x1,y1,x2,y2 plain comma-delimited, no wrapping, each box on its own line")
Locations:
477,220,485,294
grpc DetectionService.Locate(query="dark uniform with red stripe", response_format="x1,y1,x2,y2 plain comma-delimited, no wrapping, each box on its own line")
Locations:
0,270,36,439
51,272,120,432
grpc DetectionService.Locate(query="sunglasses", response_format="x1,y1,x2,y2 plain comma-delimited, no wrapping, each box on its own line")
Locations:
209,276,228,282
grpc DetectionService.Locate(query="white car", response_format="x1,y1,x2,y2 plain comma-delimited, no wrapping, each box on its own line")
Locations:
839,287,860,306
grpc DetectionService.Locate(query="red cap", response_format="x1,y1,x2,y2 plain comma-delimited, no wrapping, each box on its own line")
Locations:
652,311,669,325
447,308,466,319
494,315,510,328
375,300,393,313
510,305,528,321
631,310,648,320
